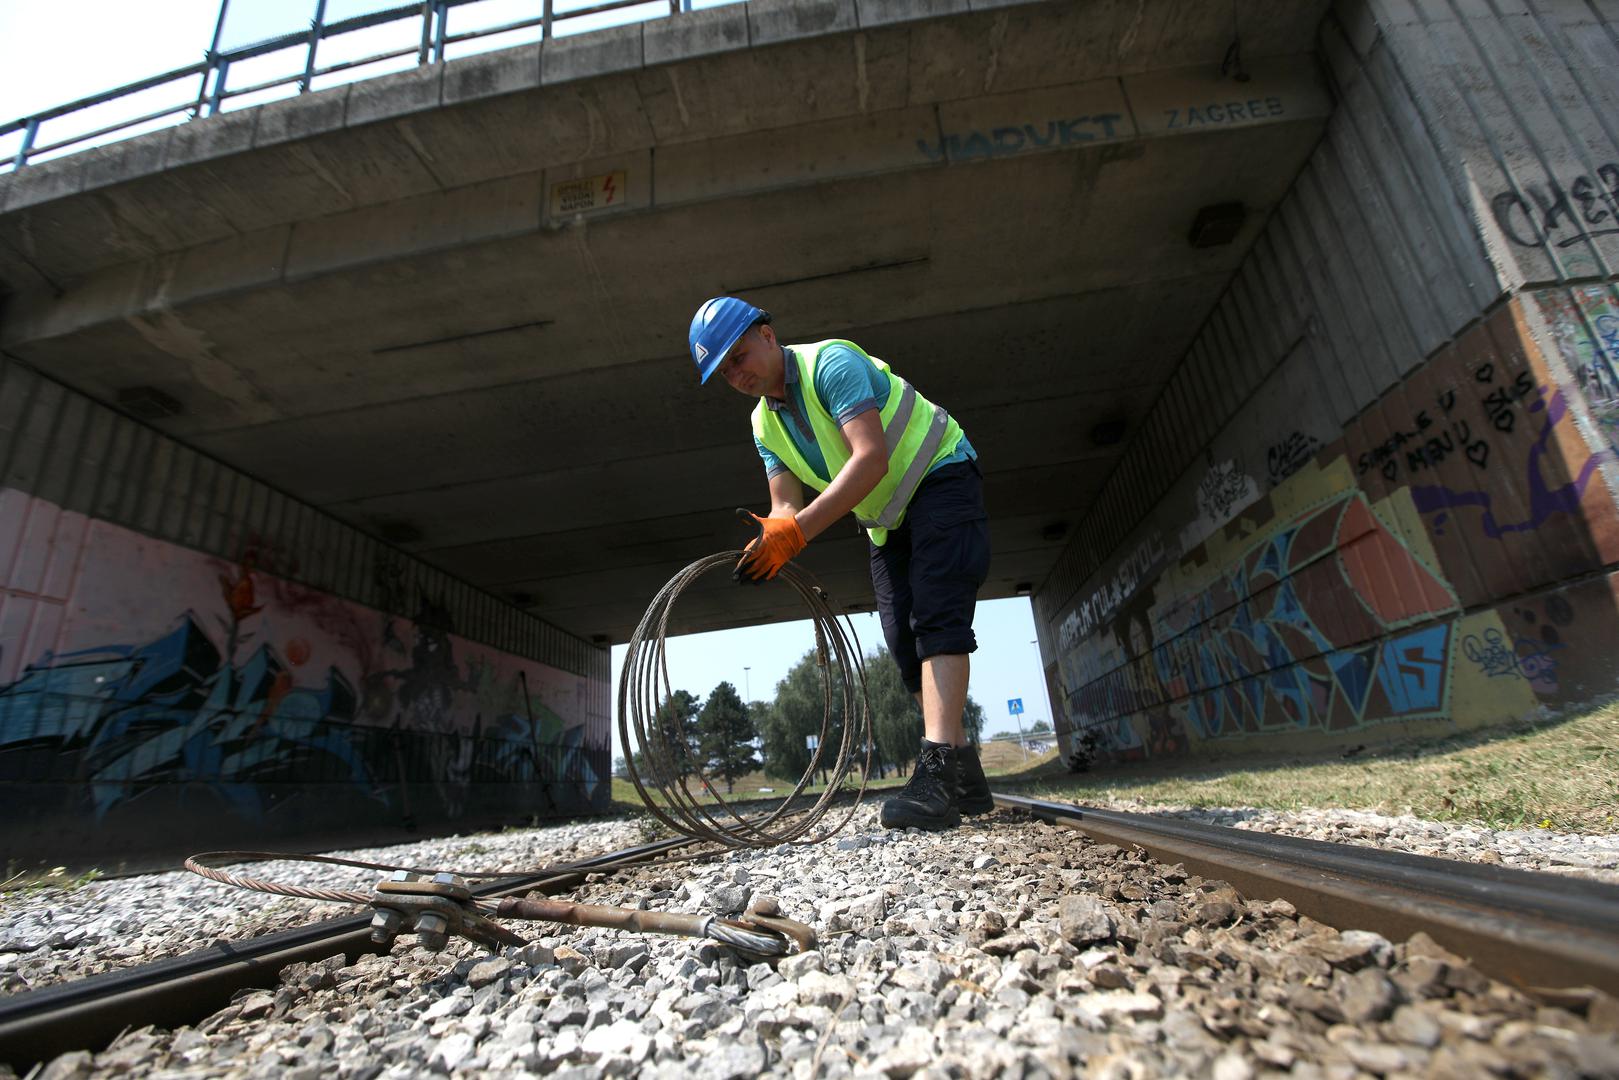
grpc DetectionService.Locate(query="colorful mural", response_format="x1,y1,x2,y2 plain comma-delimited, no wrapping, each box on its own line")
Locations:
1532,285,1619,455
1052,298,1619,764
0,498,607,865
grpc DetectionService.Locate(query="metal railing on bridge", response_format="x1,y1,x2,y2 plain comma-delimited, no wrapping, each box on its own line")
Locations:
2,0,710,172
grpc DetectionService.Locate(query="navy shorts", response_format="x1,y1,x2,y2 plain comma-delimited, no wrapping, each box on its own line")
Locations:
869,459,991,694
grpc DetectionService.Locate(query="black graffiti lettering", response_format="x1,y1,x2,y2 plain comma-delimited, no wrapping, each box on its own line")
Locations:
1483,388,1517,433
1572,175,1611,226
1476,362,1495,383
1415,409,1432,431
1530,182,1578,238
1513,370,1535,398
1438,387,1457,413
1266,430,1321,485
1491,162,1619,249
1406,429,1456,472
1465,437,1490,468
1381,460,1398,481
1492,191,1543,247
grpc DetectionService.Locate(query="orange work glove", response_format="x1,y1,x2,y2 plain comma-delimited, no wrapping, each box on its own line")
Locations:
735,509,807,583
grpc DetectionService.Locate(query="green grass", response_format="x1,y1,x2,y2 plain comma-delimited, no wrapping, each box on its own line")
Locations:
0,865,104,896
1014,706,1619,834
608,742,1062,815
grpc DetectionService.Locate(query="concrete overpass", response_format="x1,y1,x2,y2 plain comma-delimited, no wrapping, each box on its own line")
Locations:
0,0,1331,644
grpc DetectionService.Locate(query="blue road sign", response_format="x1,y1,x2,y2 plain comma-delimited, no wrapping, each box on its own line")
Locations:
1008,698,1023,715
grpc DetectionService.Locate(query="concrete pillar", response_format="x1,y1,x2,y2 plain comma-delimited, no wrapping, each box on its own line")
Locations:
1033,0,1619,766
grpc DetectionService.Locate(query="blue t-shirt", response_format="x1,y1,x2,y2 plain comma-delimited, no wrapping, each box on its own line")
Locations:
755,343,975,482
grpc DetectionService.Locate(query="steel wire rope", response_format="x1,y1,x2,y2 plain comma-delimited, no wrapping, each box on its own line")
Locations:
619,551,872,848
181,846,704,906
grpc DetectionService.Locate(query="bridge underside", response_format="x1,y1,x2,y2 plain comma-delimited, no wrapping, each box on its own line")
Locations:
0,0,1332,643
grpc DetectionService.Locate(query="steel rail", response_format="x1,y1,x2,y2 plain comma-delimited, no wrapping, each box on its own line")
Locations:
0,836,693,1072
994,792,1619,997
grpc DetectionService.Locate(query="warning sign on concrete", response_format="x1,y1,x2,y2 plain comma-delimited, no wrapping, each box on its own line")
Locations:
549,170,627,217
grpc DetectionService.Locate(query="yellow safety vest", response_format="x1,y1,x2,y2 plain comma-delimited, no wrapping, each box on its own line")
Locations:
752,339,963,546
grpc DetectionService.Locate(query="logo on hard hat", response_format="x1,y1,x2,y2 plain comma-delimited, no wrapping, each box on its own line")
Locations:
695,343,708,362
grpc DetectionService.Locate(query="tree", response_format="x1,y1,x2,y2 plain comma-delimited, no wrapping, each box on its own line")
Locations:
962,694,985,747
865,648,922,777
761,648,847,783
748,701,773,772
634,689,700,777
1029,718,1053,735
695,681,757,794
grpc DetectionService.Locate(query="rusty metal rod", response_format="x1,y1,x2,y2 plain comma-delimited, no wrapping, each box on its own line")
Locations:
492,895,715,937
487,896,805,956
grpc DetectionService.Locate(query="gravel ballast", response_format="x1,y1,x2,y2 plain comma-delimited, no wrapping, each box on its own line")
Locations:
6,807,1618,1079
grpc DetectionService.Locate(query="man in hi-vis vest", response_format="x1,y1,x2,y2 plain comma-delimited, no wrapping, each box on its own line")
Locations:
689,297,992,831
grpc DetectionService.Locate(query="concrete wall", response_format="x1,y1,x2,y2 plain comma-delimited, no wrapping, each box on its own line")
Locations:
0,353,611,872
1034,0,1619,763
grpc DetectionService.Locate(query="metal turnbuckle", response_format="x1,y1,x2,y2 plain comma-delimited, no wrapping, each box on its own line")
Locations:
369,871,529,953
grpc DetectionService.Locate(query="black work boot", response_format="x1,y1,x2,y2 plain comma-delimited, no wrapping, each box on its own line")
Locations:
956,743,994,815
881,739,962,831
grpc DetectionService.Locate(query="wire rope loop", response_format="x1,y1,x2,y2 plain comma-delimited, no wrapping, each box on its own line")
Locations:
618,552,872,849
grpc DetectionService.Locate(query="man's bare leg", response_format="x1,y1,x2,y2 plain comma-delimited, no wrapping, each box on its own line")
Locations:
918,654,969,746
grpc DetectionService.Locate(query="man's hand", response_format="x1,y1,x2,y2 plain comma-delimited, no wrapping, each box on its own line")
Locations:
735,510,806,582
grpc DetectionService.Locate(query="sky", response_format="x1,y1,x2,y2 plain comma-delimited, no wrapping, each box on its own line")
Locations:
2,1,1061,753
2,0,739,162
608,595,1055,764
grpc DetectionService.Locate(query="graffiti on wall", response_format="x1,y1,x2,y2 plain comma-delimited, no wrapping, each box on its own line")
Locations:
1179,459,1259,552
1056,533,1165,651
916,115,1126,163
1051,299,1619,764
0,508,604,828
1266,431,1322,486
1065,484,1464,745
1490,164,1619,251
1532,285,1619,454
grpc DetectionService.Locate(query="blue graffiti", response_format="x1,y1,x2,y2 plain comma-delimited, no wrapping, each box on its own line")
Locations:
1462,627,1563,694
917,115,1124,163
0,614,601,824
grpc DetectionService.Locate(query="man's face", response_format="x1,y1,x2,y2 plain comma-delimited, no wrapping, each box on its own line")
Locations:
717,323,780,397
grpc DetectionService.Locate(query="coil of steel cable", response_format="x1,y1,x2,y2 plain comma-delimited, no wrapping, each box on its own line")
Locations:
618,551,871,847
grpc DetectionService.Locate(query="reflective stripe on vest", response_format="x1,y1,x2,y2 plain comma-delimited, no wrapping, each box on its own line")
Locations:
857,400,952,531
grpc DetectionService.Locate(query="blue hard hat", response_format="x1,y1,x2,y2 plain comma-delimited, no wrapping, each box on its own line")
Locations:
689,296,769,384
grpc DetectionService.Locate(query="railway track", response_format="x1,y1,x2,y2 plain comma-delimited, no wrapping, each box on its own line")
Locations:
995,793,1619,1001
0,836,695,1070
5,796,1618,1072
